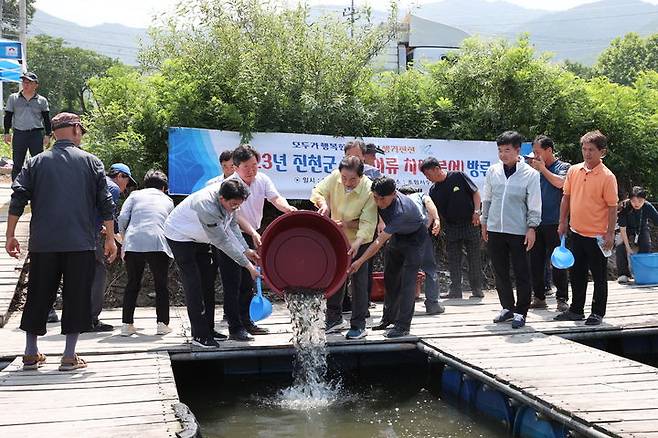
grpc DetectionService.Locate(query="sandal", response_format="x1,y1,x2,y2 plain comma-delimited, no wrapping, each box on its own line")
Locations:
22,352,47,370
58,354,87,372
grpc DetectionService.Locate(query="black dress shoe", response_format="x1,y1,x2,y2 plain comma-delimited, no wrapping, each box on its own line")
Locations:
212,330,228,341
440,292,462,299
245,324,269,335
229,329,254,342
371,321,391,331
86,321,114,332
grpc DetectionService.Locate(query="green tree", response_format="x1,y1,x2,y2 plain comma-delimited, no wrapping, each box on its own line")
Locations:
595,32,658,86
27,34,119,114
1,0,36,39
562,60,595,80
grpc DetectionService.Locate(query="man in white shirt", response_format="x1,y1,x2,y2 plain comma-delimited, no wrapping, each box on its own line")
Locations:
219,144,296,337
165,179,260,346
205,150,235,186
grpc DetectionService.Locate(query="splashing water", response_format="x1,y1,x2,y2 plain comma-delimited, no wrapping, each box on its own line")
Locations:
275,289,342,410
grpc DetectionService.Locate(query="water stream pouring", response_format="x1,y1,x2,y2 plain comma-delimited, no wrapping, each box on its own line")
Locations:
551,235,574,269
249,267,272,322
258,211,351,409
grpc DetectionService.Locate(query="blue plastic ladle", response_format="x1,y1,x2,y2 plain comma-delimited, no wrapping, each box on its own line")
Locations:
551,235,575,269
249,267,272,322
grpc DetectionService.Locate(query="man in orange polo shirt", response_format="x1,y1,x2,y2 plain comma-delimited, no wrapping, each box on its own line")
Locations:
555,130,618,326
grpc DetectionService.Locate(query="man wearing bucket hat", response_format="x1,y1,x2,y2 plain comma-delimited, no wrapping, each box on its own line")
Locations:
3,72,52,180
87,162,137,332
555,130,618,326
6,112,117,371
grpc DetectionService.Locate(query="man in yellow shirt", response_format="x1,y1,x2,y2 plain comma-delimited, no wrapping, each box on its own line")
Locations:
311,156,378,339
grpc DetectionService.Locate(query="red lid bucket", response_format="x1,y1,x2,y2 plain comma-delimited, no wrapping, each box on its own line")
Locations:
259,210,350,298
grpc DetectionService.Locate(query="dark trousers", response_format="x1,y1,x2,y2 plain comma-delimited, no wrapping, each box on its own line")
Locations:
12,129,43,180
569,232,609,317
90,234,107,323
530,224,569,301
327,244,369,330
122,251,171,325
487,232,531,316
381,228,424,331
615,228,651,277
167,239,216,339
445,223,482,294
21,251,95,335
214,246,254,333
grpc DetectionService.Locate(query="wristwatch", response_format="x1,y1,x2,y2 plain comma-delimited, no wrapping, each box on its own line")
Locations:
474,209,481,215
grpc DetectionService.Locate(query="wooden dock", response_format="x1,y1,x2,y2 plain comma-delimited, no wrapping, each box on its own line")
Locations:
2,179,658,437
0,352,183,437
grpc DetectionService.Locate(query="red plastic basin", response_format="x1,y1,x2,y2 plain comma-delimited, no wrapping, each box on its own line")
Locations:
370,271,425,302
259,210,350,298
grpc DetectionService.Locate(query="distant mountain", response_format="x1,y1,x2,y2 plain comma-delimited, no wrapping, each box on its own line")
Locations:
508,0,658,64
28,10,148,65
25,1,658,67
411,0,546,35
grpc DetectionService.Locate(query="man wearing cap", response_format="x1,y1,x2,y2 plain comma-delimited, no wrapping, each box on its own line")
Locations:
87,162,137,332
4,72,52,180
364,143,385,174
6,112,117,371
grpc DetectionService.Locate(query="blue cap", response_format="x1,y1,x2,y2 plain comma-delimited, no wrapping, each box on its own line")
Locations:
109,163,137,186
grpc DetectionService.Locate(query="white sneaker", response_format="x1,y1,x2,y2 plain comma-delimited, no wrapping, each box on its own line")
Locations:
617,275,629,284
156,322,172,335
120,323,136,337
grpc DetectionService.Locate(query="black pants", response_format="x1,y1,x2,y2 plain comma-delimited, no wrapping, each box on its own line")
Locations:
215,247,254,333
381,228,424,331
327,244,370,330
445,223,482,294
569,232,608,317
530,224,569,301
167,239,216,339
21,251,95,336
615,228,651,277
12,129,43,180
122,251,171,325
487,232,531,316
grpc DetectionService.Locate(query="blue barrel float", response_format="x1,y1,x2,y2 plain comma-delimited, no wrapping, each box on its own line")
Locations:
474,384,515,432
513,406,568,438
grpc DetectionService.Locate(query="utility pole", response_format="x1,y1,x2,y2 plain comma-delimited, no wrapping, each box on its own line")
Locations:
0,0,4,38
19,0,26,71
343,0,355,38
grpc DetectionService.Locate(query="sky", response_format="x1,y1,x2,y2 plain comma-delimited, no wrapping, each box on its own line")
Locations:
34,0,658,28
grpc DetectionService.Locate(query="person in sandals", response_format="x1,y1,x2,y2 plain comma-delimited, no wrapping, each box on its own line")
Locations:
6,112,117,371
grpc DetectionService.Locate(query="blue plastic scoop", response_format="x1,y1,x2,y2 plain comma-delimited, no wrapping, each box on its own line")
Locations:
249,267,272,322
551,235,575,269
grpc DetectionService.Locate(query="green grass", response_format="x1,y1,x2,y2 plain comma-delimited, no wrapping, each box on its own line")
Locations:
0,140,10,159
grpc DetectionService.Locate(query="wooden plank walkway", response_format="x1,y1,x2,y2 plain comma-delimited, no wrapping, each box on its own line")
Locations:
2,178,658,436
422,334,658,438
0,352,183,437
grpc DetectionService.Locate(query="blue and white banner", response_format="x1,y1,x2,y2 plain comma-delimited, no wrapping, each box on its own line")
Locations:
168,127,499,198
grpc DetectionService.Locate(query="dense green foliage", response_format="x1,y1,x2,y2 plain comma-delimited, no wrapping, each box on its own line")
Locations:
26,35,118,114
77,0,658,197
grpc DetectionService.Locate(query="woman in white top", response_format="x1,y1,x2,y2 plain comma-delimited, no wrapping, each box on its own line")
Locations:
117,170,175,336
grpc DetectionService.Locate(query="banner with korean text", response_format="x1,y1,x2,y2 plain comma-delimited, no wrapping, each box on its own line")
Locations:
168,127,499,198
